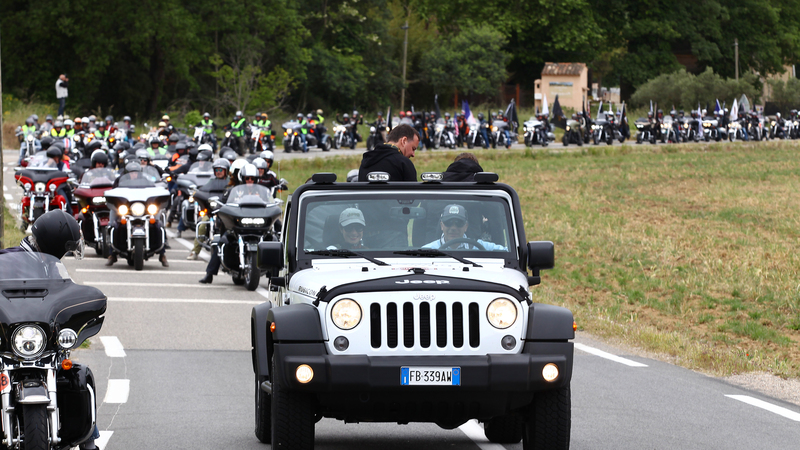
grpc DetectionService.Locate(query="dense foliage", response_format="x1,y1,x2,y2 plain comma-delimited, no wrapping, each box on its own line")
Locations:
3,0,800,119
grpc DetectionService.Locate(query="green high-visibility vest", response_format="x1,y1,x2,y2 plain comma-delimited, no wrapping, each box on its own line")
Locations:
66,129,75,137
232,118,246,137
316,115,324,124
95,129,109,139
147,147,168,158
299,119,308,134
201,119,214,132
22,125,36,134
264,120,272,129
51,128,66,137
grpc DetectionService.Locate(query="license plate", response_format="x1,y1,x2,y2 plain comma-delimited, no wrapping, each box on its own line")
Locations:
401,367,460,386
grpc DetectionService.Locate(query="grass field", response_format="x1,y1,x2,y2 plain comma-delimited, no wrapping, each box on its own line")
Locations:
271,140,800,379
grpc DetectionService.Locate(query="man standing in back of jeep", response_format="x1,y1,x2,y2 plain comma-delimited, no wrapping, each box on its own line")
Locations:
358,124,418,181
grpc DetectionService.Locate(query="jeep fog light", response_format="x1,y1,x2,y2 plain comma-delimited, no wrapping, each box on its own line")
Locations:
334,336,349,351
487,298,517,329
331,299,362,330
296,364,314,383
501,335,516,350
542,363,559,382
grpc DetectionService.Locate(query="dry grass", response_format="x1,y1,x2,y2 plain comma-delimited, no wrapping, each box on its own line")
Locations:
276,140,800,378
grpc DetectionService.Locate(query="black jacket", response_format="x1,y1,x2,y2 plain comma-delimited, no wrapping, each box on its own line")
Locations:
358,144,416,182
442,159,484,182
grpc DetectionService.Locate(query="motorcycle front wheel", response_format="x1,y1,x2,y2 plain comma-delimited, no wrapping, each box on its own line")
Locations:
22,404,49,450
245,252,260,291
134,239,144,271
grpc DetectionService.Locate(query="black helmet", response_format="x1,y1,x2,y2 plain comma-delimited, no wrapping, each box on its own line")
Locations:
197,150,213,161
131,142,145,151
30,210,83,259
175,142,188,154
168,134,179,143
91,150,109,167
85,139,103,153
477,113,484,120
40,136,54,150
188,146,200,160
46,147,63,159
125,162,142,173
97,121,106,128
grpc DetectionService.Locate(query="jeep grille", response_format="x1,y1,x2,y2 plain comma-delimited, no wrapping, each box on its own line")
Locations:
370,301,481,349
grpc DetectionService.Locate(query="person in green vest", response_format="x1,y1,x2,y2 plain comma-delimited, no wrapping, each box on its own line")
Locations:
315,109,325,124
196,112,217,151
63,120,75,137
253,112,264,127
249,112,264,153
296,113,309,152
228,111,247,155
147,136,169,159
94,122,110,141
260,113,274,150
50,120,67,138
16,117,41,165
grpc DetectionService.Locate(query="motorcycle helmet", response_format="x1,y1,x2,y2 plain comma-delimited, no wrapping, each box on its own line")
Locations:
406,111,412,117
90,150,109,168
317,109,323,115
30,210,83,259
670,110,677,117
105,115,114,123
352,110,358,116
212,158,231,174
88,115,97,122
657,109,663,118
54,120,64,129
255,112,262,119
197,149,213,161
168,134,179,143
40,136,54,150
85,139,103,154
253,157,268,172
647,112,653,119
176,142,188,155
343,113,350,119
679,110,684,116
123,116,132,122
262,113,269,120
239,163,259,182
162,114,170,121
135,149,151,162
198,143,213,153
296,113,303,120
158,121,166,128
234,111,242,118
97,122,106,129
125,161,143,174
188,146,200,160
203,112,210,119
444,112,451,118
230,158,247,175
377,111,383,117
74,117,83,125
399,111,406,118
259,150,274,168
31,114,40,122
45,114,54,122
777,112,782,118
478,113,484,120
307,113,313,119
346,169,359,182
46,146,63,159
64,119,74,127
149,136,161,147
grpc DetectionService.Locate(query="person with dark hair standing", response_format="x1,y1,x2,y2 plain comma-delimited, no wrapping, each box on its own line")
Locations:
55,74,69,116
442,152,484,181
358,124,418,181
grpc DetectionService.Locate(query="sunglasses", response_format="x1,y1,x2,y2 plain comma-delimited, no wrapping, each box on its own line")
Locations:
343,224,364,233
214,168,226,172
244,177,257,182
443,219,466,228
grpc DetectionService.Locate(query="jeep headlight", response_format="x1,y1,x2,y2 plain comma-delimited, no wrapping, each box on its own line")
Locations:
331,299,362,330
487,298,517,329
13,325,45,358
130,202,146,216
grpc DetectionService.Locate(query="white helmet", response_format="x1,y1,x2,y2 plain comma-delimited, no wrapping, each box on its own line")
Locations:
230,158,247,174
239,163,259,181
64,119,74,127
197,143,213,153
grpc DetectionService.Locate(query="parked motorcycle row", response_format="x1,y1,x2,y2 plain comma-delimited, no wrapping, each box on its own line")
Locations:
630,108,786,145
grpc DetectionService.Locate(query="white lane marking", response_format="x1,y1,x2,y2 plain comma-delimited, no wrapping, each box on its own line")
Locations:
85,281,229,289
96,431,113,450
458,420,506,450
108,297,262,305
3,193,11,201
167,231,212,260
76,269,206,275
726,395,800,422
256,286,271,300
103,379,130,404
574,343,648,367
99,336,127,358
2,185,7,191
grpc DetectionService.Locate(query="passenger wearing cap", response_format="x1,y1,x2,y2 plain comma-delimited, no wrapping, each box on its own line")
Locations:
423,204,506,251
329,208,368,249
162,114,175,135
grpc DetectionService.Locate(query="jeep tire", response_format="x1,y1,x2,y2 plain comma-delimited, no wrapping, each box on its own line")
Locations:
255,375,271,443
522,385,571,450
484,414,523,443
271,359,315,449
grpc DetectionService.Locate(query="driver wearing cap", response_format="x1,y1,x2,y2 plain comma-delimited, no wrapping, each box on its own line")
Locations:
423,204,506,251
328,208,367,250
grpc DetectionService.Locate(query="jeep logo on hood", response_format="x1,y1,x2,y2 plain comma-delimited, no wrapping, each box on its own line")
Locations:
395,279,450,285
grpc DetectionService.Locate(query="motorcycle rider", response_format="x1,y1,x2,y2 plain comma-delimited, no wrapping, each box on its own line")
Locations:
669,110,681,143
161,114,175,136
74,117,85,133
774,112,786,138
351,110,364,143
94,121,110,142
371,111,388,143
104,115,117,134
148,136,169,160
16,117,41,165
228,111,247,155
64,119,76,137
187,157,231,260
107,163,169,267
50,120,67,138
197,112,217,150
477,113,490,148
253,154,287,194
41,115,55,134
120,116,135,141
87,115,98,132
296,113,309,152
199,163,261,283
89,149,109,169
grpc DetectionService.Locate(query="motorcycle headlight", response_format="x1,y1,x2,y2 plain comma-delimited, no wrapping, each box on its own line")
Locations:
27,134,34,142
23,183,32,191
49,183,57,192
57,328,78,349
147,204,158,215
209,200,218,209
487,298,517,329
772,121,776,126
35,182,46,193
492,126,498,132
92,197,106,205
12,325,45,358
73,135,80,142
240,218,266,226
130,202,146,216
118,204,129,215
331,298,362,330
523,126,528,131
566,126,570,131
225,131,231,137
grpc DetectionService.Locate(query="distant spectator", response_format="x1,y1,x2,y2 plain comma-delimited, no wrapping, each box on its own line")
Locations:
442,152,484,182
358,124,418,181
55,74,69,116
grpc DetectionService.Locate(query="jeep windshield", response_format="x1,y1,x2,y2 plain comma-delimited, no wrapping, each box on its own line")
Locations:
298,192,516,260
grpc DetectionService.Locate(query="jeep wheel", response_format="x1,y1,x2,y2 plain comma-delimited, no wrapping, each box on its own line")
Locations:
522,386,570,450
484,415,523,443
255,376,271,443
271,360,315,449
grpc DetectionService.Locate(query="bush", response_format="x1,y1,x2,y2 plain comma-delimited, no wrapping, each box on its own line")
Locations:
630,68,761,111
766,78,800,114
184,110,202,129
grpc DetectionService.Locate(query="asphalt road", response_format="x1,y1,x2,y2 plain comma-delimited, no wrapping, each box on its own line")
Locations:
3,149,800,449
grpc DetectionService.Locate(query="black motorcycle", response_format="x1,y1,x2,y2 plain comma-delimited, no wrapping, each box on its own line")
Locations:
634,118,657,144
104,172,171,270
562,119,584,146
0,251,106,450
366,122,385,151
215,184,282,290
177,161,215,232
331,122,356,150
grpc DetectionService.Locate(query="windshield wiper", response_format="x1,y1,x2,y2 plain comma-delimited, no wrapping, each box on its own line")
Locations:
306,249,388,266
393,249,481,267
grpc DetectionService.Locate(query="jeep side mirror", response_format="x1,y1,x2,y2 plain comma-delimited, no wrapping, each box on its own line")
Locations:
257,241,284,271
527,241,554,286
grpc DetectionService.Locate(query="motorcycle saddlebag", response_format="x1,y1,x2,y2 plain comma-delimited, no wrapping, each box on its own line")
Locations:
56,364,95,446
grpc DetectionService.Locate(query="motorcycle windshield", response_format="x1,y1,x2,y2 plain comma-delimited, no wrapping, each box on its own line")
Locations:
80,168,116,186
188,162,214,173
116,173,156,188
225,184,277,207
28,152,58,168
